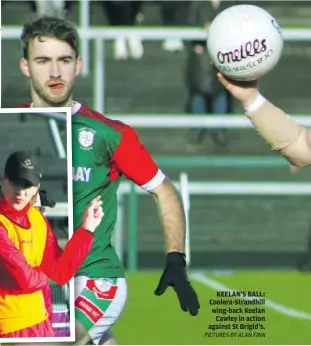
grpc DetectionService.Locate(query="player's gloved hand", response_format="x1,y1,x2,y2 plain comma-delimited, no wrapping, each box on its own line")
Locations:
154,251,200,316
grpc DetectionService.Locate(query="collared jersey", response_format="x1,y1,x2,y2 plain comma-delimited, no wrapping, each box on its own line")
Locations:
18,102,166,278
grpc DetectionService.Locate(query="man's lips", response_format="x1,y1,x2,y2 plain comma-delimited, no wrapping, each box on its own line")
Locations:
48,82,65,91
13,197,24,204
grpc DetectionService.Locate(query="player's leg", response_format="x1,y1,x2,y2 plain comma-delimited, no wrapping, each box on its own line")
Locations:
209,89,230,147
74,318,93,345
195,92,210,144
74,277,127,345
187,91,208,145
99,329,117,345
212,88,230,115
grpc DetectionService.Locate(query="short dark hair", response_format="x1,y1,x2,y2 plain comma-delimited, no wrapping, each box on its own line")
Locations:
21,15,80,59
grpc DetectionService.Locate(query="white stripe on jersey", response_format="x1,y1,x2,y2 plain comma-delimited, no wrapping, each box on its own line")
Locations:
140,169,166,191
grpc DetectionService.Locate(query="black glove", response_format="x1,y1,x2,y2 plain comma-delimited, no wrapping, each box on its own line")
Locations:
154,251,200,316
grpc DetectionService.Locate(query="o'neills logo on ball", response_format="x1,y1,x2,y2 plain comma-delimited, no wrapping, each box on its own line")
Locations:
217,39,268,64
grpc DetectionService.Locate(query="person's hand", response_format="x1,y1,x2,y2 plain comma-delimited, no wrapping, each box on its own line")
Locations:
154,252,200,316
82,196,104,233
217,72,260,107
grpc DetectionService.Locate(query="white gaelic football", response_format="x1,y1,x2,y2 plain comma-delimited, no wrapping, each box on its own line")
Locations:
207,4,284,81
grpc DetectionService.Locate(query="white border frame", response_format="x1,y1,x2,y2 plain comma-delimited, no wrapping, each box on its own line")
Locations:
0,107,75,343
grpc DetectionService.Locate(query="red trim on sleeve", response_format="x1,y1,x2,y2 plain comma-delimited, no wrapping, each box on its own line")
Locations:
110,126,159,186
0,223,48,293
39,219,94,286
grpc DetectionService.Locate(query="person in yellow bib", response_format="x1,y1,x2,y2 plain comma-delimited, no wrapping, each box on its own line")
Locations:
0,150,104,338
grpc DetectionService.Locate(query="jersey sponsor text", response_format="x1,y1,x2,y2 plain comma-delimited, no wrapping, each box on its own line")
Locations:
73,167,92,182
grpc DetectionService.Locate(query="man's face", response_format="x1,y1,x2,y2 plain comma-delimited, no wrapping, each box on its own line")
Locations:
2,178,39,211
20,36,82,107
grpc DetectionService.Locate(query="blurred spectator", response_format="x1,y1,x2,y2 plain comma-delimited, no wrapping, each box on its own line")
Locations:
102,1,144,60
35,0,66,16
185,0,235,148
157,1,190,52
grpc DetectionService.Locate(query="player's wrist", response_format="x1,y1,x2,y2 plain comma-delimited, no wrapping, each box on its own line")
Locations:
85,229,94,234
81,223,95,233
243,93,267,115
166,252,186,265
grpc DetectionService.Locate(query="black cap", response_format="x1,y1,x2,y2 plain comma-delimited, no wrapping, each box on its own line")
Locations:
4,151,43,187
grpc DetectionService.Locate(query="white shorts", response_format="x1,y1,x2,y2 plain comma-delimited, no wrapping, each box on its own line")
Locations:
74,276,127,345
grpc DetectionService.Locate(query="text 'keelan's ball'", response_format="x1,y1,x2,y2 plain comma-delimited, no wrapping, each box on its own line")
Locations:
207,4,284,81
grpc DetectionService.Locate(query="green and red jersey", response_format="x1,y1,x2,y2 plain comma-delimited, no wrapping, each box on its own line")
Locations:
18,102,166,278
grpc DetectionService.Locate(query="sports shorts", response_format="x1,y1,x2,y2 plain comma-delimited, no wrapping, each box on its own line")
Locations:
74,276,128,345
0,318,54,338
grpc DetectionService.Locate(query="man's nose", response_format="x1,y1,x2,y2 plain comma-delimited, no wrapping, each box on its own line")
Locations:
50,61,62,79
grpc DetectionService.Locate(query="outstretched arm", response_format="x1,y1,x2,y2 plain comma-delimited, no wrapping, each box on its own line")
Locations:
39,223,94,286
39,196,103,285
110,126,186,253
149,178,185,253
0,223,93,292
217,73,311,168
0,197,102,293
110,125,199,316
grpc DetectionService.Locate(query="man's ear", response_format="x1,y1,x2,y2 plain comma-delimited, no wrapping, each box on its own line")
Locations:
20,58,31,78
75,56,83,77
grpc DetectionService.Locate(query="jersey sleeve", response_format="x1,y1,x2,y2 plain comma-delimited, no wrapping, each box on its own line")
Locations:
0,223,49,293
39,218,94,286
110,125,166,191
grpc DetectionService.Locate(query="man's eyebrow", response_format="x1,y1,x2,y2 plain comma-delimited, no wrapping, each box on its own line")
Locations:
58,55,74,60
33,56,49,61
33,55,74,61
